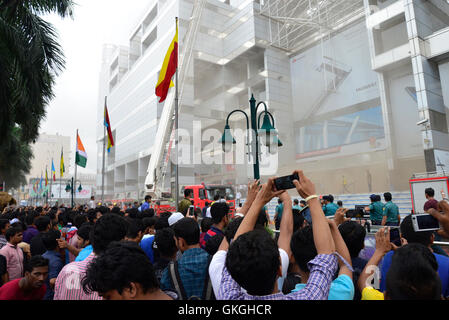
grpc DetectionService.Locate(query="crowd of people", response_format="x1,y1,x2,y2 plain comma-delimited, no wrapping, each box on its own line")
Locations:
0,170,449,300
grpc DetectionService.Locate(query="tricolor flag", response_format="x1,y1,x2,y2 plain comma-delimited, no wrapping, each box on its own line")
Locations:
155,20,178,103
104,100,114,152
51,159,56,181
60,147,65,177
45,167,48,186
75,132,87,168
39,173,43,191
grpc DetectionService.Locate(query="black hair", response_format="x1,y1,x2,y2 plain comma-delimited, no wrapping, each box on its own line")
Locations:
144,195,152,201
172,218,200,245
425,188,435,197
300,200,306,206
338,221,366,258
142,217,157,230
111,207,121,215
154,227,177,258
292,209,305,232
87,209,97,223
82,241,160,296
224,217,243,243
205,233,224,256
5,226,23,241
226,229,280,296
322,195,330,202
183,189,193,198
35,216,51,232
210,202,229,224
293,199,299,205
213,194,220,201
255,208,268,228
91,214,129,255
73,214,88,229
290,226,317,273
0,219,9,232
278,198,282,204
383,192,392,202
375,194,381,202
200,217,213,233
25,211,39,226
126,208,139,219
125,218,145,239
41,230,61,251
159,211,172,219
24,255,49,273
154,216,169,231
386,243,441,300
141,209,155,218
337,200,343,206
400,215,433,246
77,224,93,242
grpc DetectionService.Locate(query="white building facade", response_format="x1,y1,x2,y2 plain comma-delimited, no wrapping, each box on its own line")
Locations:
97,0,449,202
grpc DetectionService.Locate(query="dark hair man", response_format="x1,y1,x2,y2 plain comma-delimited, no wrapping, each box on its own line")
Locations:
322,194,339,217
139,195,152,212
337,200,343,208
178,189,194,216
0,255,49,300
365,194,384,225
22,211,40,244
54,214,129,300
200,202,229,249
0,226,24,281
124,218,145,243
160,218,212,300
0,218,10,249
82,241,174,300
274,198,283,231
292,199,300,210
41,230,63,300
200,217,213,246
30,216,51,256
153,228,178,283
75,224,93,262
424,187,438,211
381,192,400,226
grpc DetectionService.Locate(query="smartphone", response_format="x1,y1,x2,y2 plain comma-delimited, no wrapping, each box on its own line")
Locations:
412,214,440,232
189,205,195,216
274,173,300,190
389,228,401,246
346,209,363,219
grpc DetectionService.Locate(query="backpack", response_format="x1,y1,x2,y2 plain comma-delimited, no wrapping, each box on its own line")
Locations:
168,255,215,300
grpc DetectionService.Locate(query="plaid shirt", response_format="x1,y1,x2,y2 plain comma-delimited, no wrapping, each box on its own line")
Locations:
54,253,101,300
218,254,338,300
160,248,210,299
0,235,7,250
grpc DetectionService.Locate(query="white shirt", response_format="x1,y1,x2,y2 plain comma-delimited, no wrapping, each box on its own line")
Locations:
209,248,289,299
205,207,212,218
88,200,95,209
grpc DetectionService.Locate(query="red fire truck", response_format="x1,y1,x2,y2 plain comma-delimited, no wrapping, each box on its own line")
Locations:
181,183,236,217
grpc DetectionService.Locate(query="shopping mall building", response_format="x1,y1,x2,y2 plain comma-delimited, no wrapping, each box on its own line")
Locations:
96,0,449,203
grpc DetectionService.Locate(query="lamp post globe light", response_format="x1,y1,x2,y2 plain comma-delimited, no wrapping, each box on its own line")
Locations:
65,177,83,207
220,94,283,180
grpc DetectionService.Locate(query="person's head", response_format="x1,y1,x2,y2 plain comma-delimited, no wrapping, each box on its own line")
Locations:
425,187,435,199
125,218,145,243
184,189,193,199
154,227,177,259
385,243,441,300
255,208,268,229
292,209,305,232
278,198,282,204
210,202,229,228
400,214,434,247
205,233,224,256
293,199,299,206
225,217,243,243
6,226,23,245
338,221,366,258
290,226,317,274
337,200,343,207
111,206,122,215
82,241,161,300
213,194,220,201
41,230,61,251
383,192,392,202
91,214,129,255
77,224,93,248
144,195,152,203
91,196,95,201
322,196,330,205
226,229,281,295
35,216,51,232
0,219,10,235
369,194,377,203
25,211,39,227
24,255,49,289
154,216,170,231
200,217,213,233
300,200,306,208
142,217,157,236
172,218,200,252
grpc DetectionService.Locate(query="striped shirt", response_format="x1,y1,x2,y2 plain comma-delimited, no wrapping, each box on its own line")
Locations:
218,253,338,300
53,252,101,300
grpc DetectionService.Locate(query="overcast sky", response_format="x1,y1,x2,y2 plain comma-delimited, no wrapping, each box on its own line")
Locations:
39,0,151,174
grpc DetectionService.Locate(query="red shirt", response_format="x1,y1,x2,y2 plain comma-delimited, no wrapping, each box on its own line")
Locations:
0,278,46,300
424,198,439,211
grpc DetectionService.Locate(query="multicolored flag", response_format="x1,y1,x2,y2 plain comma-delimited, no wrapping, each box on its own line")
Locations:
155,21,178,103
60,147,65,177
39,173,43,191
51,159,56,181
45,167,48,186
104,101,114,152
75,132,87,168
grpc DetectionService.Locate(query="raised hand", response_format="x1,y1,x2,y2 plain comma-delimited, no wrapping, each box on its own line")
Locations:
291,170,316,199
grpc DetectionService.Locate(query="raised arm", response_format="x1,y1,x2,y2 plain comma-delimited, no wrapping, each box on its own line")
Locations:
292,170,335,255
328,219,352,279
239,180,260,216
277,191,293,257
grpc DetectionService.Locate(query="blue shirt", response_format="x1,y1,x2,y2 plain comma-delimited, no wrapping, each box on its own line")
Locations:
160,248,210,299
139,201,150,212
275,203,284,221
301,207,312,225
292,274,354,300
322,203,339,217
380,250,449,297
140,235,155,263
292,205,301,210
75,245,93,262
42,250,64,300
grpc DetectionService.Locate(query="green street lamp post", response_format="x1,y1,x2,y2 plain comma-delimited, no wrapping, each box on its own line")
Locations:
220,94,282,180
65,177,83,208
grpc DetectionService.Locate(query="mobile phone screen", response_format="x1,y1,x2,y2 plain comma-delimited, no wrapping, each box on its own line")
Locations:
389,228,401,246
346,209,355,218
416,214,439,230
274,173,299,190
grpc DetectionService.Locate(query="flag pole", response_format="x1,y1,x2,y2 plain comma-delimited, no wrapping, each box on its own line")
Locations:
50,160,53,206
74,129,78,208
175,16,179,212
102,96,107,205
